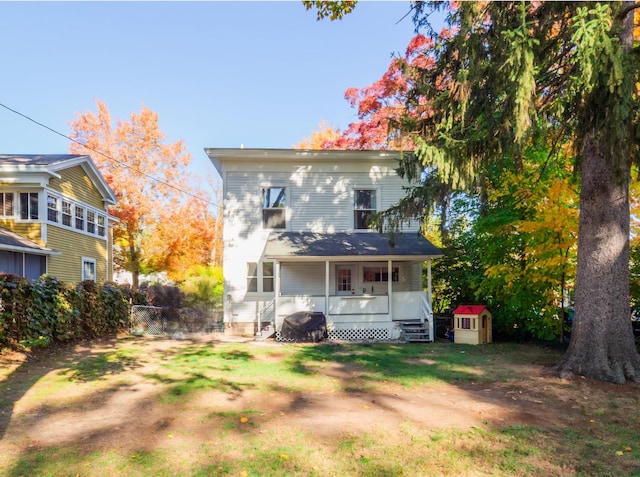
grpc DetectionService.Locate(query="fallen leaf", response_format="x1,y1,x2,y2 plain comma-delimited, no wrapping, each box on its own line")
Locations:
240,416,248,423
616,451,624,456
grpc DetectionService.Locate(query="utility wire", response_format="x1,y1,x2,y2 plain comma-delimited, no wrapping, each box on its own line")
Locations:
0,101,219,208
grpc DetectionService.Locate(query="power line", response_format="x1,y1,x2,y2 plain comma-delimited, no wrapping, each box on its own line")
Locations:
0,101,219,208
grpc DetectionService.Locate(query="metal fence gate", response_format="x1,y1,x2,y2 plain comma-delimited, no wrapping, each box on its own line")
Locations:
130,305,224,336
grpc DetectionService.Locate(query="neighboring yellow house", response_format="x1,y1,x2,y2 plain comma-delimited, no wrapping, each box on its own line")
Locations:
0,154,117,282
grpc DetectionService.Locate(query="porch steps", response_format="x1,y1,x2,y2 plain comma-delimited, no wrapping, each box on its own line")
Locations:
398,320,431,343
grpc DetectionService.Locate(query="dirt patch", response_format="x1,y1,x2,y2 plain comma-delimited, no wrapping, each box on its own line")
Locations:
1,334,639,475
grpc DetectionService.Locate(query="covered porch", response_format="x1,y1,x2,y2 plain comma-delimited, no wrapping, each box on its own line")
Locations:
262,232,443,341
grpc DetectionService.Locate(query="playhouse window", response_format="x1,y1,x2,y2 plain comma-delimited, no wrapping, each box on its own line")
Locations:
262,187,286,229
460,317,471,329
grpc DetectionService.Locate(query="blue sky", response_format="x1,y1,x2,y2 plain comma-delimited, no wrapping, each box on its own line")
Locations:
1,1,420,187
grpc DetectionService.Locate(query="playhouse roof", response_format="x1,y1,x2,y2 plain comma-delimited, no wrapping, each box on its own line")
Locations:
452,305,488,315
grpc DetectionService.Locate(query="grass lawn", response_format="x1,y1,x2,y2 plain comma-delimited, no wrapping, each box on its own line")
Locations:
1,334,639,476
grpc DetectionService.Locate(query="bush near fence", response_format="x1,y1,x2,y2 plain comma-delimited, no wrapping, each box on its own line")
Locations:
0,273,143,351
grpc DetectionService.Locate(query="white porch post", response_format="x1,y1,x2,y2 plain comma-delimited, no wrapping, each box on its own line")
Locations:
387,259,393,320
427,258,432,305
325,260,330,317
275,260,281,322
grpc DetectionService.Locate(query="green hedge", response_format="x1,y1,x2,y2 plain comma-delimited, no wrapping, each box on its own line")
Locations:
0,273,143,350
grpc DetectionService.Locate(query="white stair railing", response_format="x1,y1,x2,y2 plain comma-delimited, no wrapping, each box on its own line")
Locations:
421,293,434,342
256,300,275,337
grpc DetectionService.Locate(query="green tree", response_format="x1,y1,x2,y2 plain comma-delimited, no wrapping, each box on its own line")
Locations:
309,1,640,382
403,2,640,382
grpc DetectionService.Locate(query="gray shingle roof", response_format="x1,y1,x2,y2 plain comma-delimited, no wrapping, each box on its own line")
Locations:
264,232,443,260
0,154,84,166
0,227,59,255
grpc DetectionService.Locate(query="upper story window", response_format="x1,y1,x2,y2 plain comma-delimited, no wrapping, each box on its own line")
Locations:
47,195,59,223
75,206,85,231
20,192,39,220
262,186,286,229
97,215,106,237
44,192,106,238
87,211,96,234
354,189,376,229
0,193,14,217
62,200,72,227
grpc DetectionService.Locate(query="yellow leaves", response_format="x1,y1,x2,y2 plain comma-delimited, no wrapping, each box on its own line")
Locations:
240,416,248,423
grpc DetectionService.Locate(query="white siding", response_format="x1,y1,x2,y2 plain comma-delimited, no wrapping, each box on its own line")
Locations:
220,155,425,325
280,262,326,295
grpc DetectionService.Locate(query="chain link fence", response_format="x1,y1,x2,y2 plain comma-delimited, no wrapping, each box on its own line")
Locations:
130,305,224,336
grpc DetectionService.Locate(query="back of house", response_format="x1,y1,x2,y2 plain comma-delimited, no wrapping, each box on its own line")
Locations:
206,148,442,341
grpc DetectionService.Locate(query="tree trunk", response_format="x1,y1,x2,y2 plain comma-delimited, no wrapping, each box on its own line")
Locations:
556,132,640,383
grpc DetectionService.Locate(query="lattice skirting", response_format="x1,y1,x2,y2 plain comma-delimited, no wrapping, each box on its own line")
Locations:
276,327,392,342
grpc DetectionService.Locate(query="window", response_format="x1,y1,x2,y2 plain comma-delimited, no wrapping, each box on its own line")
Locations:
47,195,59,222
0,193,13,217
62,201,72,226
246,261,275,293
336,266,353,293
354,189,376,229
75,206,85,231
87,211,96,234
97,215,106,236
460,317,471,330
25,254,46,280
262,187,286,229
363,266,399,282
0,251,45,279
19,192,38,220
247,262,258,292
262,262,274,292
82,258,96,282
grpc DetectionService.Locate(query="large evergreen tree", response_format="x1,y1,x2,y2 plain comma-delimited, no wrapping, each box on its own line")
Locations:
404,1,640,383
307,1,640,382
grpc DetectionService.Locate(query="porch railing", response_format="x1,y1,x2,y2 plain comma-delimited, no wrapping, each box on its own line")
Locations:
421,292,434,341
257,299,275,336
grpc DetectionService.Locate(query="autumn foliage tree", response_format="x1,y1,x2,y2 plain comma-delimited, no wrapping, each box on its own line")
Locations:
69,100,220,288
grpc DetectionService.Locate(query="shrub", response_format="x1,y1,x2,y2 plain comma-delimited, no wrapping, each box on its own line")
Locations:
0,274,140,351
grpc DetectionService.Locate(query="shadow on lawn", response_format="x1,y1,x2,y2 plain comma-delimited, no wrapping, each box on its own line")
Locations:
0,335,128,440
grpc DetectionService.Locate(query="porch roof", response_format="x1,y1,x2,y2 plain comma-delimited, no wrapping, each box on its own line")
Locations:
0,227,60,256
264,232,443,261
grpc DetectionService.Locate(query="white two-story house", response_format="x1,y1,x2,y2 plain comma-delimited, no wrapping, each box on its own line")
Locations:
206,148,443,341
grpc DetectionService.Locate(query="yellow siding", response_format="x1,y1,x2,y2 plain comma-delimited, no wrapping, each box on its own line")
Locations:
0,219,43,244
46,226,108,282
49,166,106,210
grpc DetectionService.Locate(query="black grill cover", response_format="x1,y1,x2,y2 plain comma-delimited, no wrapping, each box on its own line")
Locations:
280,311,328,342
